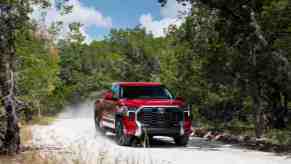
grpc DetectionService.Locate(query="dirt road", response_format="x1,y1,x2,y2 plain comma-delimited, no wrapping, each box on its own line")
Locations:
31,102,291,164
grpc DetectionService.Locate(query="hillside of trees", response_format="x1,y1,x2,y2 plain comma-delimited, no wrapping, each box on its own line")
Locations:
1,0,291,153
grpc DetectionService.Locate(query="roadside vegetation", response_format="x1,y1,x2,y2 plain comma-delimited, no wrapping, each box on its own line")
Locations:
0,0,291,155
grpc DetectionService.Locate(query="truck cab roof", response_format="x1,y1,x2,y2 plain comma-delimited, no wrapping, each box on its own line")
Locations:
115,82,162,87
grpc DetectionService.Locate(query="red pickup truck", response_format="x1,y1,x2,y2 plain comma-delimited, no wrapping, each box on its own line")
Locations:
94,82,192,146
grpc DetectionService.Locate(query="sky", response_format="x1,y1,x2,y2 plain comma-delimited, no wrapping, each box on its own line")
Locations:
32,0,190,43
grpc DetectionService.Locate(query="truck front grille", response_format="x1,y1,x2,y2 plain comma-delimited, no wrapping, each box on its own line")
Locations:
137,107,183,128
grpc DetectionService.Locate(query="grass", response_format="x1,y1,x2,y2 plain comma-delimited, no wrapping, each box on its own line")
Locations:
21,126,33,145
266,129,291,145
0,150,78,164
27,116,56,126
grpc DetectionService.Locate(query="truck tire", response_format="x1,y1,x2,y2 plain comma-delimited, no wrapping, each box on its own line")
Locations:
94,111,99,130
174,135,189,146
115,119,132,146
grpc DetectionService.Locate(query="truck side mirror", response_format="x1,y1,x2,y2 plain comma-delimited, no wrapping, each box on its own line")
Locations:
104,91,116,101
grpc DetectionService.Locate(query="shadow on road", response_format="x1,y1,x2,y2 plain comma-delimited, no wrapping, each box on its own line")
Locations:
98,130,230,151
149,137,228,151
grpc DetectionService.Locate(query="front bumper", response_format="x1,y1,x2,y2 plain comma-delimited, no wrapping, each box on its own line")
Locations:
140,127,181,137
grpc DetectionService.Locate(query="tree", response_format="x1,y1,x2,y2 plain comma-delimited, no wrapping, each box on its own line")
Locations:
106,28,161,81
0,1,30,153
159,0,291,138
16,27,61,118
0,0,67,153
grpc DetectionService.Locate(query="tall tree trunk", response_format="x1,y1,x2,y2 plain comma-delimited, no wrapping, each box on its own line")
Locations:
0,53,20,154
251,83,264,138
3,73,20,154
0,5,20,154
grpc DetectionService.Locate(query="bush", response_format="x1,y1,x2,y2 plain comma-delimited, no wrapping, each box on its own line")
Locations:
267,129,291,145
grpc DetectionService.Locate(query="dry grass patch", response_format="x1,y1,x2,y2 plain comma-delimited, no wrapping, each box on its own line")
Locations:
29,116,56,126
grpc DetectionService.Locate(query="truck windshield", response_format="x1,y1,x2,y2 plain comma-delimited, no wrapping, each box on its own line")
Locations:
120,86,173,99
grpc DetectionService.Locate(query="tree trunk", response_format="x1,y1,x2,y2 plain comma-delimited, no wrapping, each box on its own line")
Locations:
252,95,263,138
37,100,42,118
0,5,20,154
251,82,265,138
283,92,288,113
0,58,20,154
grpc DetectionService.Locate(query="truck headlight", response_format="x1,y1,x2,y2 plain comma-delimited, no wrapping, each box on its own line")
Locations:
118,106,137,119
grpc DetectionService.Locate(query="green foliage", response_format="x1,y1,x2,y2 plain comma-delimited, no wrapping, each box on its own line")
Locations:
267,129,291,145
55,27,166,101
16,29,63,115
106,28,161,81
159,0,291,137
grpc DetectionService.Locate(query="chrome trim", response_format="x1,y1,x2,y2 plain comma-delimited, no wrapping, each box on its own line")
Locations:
101,120,115,129
102,115,115,122
179,121,184,135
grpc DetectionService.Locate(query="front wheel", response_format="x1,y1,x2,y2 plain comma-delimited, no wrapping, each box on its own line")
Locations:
174,135,189,146
115,119,132,146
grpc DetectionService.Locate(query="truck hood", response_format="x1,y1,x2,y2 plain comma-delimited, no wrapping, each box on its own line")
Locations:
119,99,185,108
